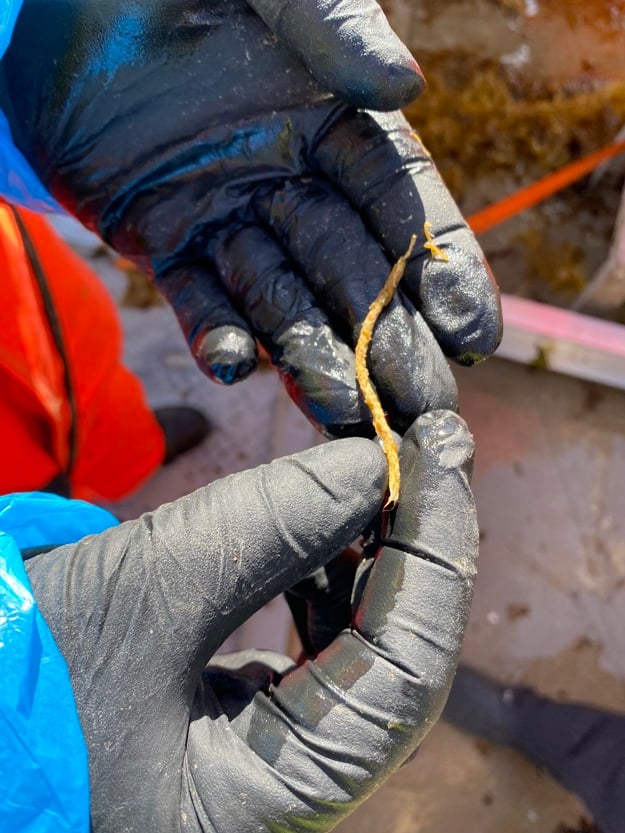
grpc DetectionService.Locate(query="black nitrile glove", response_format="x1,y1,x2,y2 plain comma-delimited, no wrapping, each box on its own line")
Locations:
26,410,478,833
0,0,501,436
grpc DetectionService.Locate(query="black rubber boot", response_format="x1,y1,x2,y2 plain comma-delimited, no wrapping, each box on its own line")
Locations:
443,664,522,746
154,406,211,464
444,665,625,833
41,473,72,498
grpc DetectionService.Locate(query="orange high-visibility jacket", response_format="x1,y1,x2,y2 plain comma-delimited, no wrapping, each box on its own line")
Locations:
0,202,165,501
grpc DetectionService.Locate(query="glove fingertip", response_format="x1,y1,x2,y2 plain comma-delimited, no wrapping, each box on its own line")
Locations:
357,436,388,495
413,411,475,474
328,57,425,111
325,436,388,506
193,325,258,385
249,0,425,110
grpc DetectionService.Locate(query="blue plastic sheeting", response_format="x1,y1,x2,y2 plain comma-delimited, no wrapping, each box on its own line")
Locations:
0,533,89,832
0,0,21,57
0,491,118,550
0,111,63,211
0,493,119,831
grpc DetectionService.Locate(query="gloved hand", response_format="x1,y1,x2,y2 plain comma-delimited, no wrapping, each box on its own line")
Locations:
27,410,478,833
0,0,501,436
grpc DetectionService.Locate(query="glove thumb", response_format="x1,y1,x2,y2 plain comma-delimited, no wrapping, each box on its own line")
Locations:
247,0,425,110
28,437,388,689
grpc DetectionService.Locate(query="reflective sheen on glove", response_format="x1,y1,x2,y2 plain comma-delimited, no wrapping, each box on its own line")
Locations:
27,410,478,833
0,0,501,436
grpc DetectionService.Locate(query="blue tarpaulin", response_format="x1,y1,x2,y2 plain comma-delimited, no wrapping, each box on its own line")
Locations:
0,492,118,831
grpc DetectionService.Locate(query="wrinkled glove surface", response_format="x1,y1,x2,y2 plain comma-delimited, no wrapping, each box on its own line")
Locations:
27,411,478,833
0,0,501,436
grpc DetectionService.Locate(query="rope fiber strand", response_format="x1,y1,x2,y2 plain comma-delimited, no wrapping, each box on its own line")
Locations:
355,234,418,508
